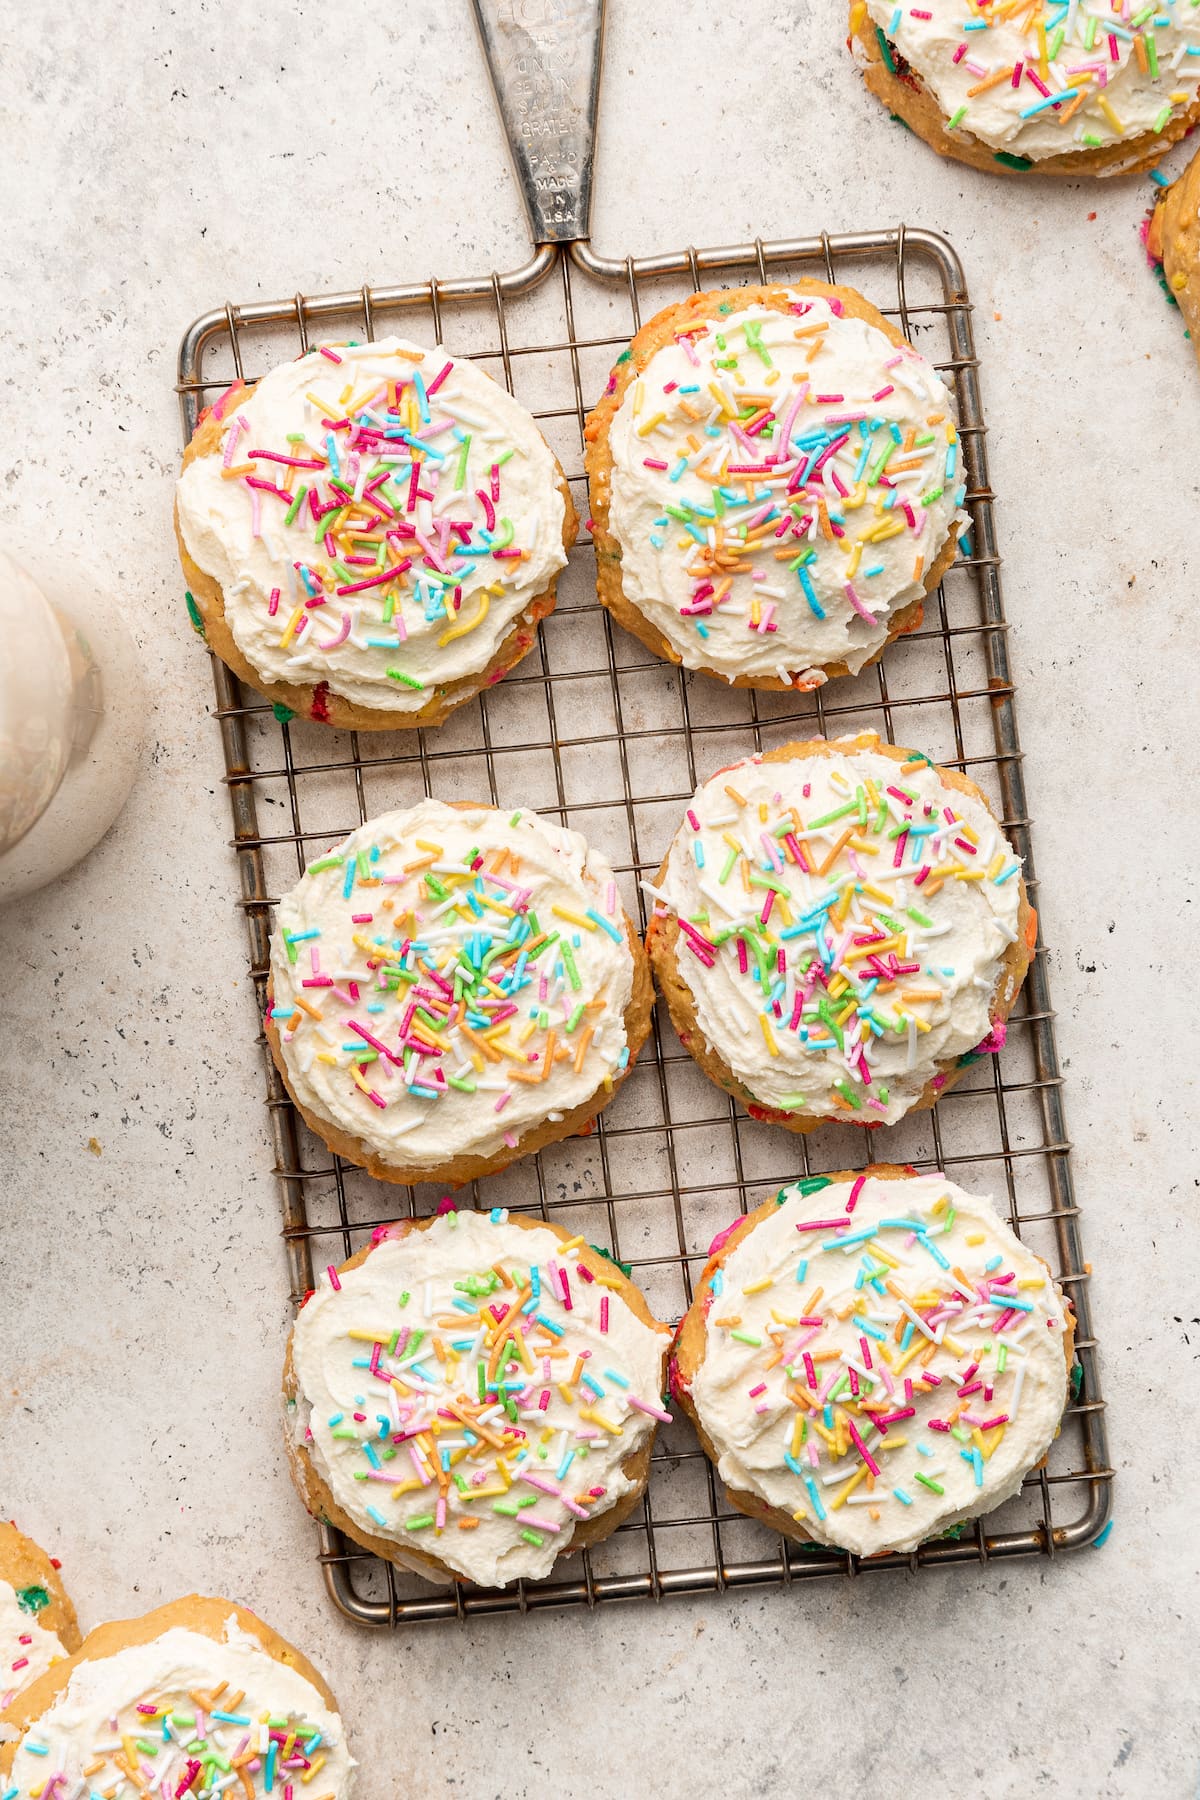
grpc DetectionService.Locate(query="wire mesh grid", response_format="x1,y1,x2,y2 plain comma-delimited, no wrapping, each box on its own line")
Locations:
176,224,1112,1625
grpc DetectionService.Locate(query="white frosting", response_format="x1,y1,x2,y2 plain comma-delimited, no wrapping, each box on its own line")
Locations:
687,1175,1070,1556
176,336,567,712
861,0,1200,162
290,1211,670,1587
654,743,1022,1125
605,299,963,684
269,800,637,1171
0,1580,65,1711
5,1618,353,1796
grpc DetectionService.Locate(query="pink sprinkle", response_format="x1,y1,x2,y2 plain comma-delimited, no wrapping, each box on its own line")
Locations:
494,1092,511,1114
846,1175,866,1213
425,360,453,396
844,581,878,624
560,1267,573,1311
503,1131,518,1149
268,587,281,616
687,809,701,831
318,609,352,651
351,913,373,924
748,1382,767,1398
600,1296,609,1334
222,412,248,467
1108,30,1120,58
626,1395,673,1423
1011,59,1023,85
643,457,669,470
538,1390,551,1411
846,1417,881,1476
872,385,895,401
326,1265,341,1290
318,345,343,363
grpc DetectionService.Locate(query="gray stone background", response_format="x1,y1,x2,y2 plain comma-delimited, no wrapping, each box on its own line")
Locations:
1,3,1196,1795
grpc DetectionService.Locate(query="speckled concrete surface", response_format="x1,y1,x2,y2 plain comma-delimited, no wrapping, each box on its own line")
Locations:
1,3,1197,1795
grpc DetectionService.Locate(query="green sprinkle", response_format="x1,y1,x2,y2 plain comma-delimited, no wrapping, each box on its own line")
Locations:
283,485,308,525
272,702,296,723
993,151,1034,170
386,668,425,689
947,105,967,130
405,1513,435,1530
797,1176,832,1196
875,25,896,70
184,592,205,638
730,1329,763,1346
15,1585,49,1616
914,1472,944,1495
520,1529,546,1546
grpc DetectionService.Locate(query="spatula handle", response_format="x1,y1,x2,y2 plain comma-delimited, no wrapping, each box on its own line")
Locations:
471,0,606,245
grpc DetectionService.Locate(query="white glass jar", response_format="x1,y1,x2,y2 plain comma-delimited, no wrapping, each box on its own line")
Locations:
0,550,143,903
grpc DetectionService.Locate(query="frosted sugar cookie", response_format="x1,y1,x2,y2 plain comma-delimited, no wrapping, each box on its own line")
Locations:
0,1594,354,1795
672,1167,1074,1556
266,799,652,1183
850,0,1200,175
0,1521,80,1714
176,337,577,727
285,1208,671,1587
585,283,963,690
645,735,1034,1129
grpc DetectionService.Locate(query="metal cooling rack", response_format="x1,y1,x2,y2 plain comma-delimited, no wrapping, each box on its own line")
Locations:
176,224,1112,1625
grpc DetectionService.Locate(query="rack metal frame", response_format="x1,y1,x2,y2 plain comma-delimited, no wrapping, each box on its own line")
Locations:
176,224,1112,1624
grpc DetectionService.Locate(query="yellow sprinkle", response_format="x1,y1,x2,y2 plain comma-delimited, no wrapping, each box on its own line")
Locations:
759,1015,779,1056
830,1464,870,1510
578,1406,623,1436
1097,95,1124,134
552,905,596,929
278,603,306,649
438,591,490,645
742,1275,775,1295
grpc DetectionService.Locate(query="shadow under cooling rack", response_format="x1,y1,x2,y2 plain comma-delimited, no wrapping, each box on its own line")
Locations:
177,226,1112,1626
